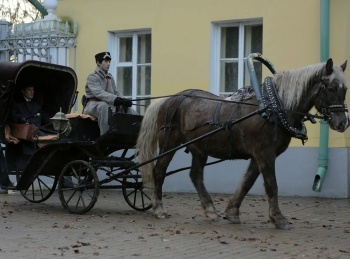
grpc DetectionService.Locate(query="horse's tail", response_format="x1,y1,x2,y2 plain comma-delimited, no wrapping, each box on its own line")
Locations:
136,98,167,188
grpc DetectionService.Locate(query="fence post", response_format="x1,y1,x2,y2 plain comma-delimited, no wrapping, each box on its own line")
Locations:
0,20,9,62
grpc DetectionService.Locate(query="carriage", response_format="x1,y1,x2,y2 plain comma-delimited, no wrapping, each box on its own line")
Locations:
1,55,348,230
0,60,151,214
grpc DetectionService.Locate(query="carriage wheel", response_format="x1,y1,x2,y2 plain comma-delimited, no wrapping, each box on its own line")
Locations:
58,160,99,214
122,169,152,211
16,174,58,203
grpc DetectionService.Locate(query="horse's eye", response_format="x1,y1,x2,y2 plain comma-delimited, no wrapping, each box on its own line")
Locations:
327,86,336,93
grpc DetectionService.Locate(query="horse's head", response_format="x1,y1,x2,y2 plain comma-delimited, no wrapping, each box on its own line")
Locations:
314,58,349,132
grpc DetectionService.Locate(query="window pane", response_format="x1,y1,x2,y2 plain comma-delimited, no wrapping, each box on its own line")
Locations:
220,61,238,93
135,98,150,115
119,37,133,62
221,27,239,58
138,34,152,64
244,61,262,87
244,25,263,56
117,67,132,96
137,65,151,95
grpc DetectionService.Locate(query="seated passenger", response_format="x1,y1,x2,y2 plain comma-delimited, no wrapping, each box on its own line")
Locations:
83,51,138,135
11,84,51,155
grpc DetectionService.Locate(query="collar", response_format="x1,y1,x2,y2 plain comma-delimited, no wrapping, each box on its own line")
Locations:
260,76,308,143
95,66,111,79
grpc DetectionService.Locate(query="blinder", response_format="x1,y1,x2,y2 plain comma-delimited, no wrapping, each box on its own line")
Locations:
317,75,348,122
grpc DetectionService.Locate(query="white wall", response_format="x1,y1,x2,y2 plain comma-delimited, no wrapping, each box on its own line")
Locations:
163,147,349,198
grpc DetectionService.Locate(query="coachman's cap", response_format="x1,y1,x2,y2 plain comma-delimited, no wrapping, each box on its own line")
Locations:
95,52,111,62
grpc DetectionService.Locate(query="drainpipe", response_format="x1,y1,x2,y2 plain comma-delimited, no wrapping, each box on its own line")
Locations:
312,0,330,192
27,0,48,16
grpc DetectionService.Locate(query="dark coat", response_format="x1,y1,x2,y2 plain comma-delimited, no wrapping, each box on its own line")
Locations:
11,98,51,156
12,98,51,127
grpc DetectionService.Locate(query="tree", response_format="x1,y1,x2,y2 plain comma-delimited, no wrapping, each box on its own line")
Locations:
0,0,43,26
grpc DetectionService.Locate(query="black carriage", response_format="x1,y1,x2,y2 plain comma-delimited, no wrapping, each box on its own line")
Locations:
0,60,151,214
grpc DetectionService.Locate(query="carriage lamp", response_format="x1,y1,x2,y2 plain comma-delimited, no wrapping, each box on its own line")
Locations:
51,108,69,133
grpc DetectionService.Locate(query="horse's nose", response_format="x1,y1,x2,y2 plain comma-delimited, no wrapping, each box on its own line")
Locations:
338,118,349,132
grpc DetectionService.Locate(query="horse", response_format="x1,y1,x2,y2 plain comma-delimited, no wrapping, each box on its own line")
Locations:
136,58,348,230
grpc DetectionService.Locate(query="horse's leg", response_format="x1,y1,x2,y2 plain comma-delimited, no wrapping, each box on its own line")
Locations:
259,158,291,230
225,158,260,224
189,153,217,219
152,151,175,219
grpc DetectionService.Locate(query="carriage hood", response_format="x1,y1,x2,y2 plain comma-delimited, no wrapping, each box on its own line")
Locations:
0,60,77,125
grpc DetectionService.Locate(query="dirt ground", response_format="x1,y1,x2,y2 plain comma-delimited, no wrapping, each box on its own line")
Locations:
1,190,350,258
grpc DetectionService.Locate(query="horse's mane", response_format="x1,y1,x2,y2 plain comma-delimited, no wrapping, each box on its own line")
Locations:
274,63,325,110
274,62,347,110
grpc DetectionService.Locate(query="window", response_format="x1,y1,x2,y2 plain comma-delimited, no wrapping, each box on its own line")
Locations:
210,20,263,96
109,31,151,114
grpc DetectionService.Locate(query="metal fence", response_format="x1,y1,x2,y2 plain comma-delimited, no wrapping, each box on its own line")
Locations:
0,19,77,68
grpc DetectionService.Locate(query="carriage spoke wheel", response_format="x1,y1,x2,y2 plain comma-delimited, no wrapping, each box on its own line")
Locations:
16,174,58,203
122,170,152,211
58,160,99,214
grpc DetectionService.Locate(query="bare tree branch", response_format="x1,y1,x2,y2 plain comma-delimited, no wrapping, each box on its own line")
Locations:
0,0,43,26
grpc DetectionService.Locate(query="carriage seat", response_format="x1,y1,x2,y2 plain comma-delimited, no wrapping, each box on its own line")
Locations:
66,113,98,121
64,113,100,141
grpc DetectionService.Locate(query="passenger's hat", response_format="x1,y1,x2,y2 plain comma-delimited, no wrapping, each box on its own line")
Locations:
95,52,111,62
20,84,35,90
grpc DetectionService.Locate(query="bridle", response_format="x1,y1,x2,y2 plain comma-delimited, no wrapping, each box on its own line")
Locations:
316,75,348,122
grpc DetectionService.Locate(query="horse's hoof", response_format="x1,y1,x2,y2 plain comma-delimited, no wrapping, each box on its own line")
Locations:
271,215,291,230
274,221,291,230
205,210,218,219
226,215,241,224
204,205,218,219
154,212,168,219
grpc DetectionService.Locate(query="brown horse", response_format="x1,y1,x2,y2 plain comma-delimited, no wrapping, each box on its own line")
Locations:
136,59,348,230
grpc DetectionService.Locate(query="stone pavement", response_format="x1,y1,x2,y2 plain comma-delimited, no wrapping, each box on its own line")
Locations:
0,190,350,259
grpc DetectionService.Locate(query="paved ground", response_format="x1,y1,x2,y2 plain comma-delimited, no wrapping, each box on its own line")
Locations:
0,190,350,259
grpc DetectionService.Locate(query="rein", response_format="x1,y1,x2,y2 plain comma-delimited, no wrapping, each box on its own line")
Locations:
131,93,259,107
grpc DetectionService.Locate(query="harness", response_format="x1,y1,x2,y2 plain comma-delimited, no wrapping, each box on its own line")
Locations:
246,53,347,144
158,54,348,154
159,89,200,155
260,76,308,142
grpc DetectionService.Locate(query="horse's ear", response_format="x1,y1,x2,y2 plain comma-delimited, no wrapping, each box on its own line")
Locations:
340,60,347,72
326,58,333,75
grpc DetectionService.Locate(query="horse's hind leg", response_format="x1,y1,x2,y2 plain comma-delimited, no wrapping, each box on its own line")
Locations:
225,158,260,224
152,152,175,219
190,153,217,219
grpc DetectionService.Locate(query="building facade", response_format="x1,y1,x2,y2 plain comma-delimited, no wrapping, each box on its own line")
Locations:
54,0,350,197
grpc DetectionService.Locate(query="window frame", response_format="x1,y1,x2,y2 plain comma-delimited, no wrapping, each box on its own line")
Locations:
210,19,263,96
108,29,151,110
